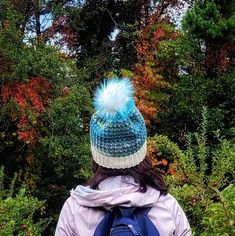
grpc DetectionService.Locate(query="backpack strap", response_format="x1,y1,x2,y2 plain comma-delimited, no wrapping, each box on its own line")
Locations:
118,207,136,217
93,208,116,236
135,207,160,236
135,207,152,216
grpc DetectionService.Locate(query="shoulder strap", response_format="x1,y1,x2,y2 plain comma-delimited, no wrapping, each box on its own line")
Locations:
93,208,116,236
118,207,136,217
135,207,160,236
135,207,152,216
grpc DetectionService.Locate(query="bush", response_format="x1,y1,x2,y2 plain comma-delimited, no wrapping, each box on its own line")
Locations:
201,184,235,235
39,84,92,184
152,107,235,234
0,167,49,235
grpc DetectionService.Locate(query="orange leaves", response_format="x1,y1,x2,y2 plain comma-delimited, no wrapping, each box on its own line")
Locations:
136,98,156,126
133,11,179,127
18,129,38,144
153,28,165,40
1,76,52,145
136,41,150,62
150,153,177,176
147,143,174,175
170,32,178,40
147,136,180,176
2,77,52,112
168,164,176,175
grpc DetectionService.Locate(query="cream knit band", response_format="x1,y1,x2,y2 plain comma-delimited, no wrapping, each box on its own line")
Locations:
91,141,147,169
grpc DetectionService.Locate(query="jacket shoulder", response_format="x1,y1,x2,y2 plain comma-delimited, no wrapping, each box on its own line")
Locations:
156,193,192,236
158,193,180,208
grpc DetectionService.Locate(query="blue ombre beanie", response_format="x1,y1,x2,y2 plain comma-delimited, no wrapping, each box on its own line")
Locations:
90,78,147,169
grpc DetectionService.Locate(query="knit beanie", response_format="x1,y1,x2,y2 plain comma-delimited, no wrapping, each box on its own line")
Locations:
90,78,147,169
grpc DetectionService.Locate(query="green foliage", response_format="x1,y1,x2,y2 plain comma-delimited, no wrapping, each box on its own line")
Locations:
201,184,235,235
113,22,140,69
0,167,49,235
158,32,204,76
0,0,25,81
159,70,235,139
1,2,94,234
35,83,93,234
0,42,78,84
148,134,182,163
0,0,79,84
183,0,235,41
153,108,235,234
39,84,92,184
75,54,113,88
64,0,148,74
151,30,204,131
21,45,80,85
157,0,235,138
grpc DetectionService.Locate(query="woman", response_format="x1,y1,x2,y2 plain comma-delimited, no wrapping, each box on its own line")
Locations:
55,78,191,236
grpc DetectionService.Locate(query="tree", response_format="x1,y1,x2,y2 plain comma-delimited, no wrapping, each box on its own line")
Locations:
183,0,235,77
132,0,184,128
0,1,92,234
154,0,235,141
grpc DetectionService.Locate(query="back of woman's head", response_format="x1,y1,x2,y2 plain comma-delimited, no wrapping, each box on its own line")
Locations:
89,78,167,195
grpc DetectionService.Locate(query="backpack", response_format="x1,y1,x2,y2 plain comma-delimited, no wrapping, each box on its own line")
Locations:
93,207,160,236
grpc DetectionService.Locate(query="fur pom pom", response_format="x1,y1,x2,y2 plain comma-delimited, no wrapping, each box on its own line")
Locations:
94,78,135,117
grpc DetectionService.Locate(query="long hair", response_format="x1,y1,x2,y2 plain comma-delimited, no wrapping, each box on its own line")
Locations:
88,156,168,195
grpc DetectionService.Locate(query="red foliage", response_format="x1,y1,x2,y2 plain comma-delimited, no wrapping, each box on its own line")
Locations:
153,28,165,39
206,43,235,75
147,144,174,175
133,11,179,126
1,76,52,145
18,129,38,144
170,32,178,40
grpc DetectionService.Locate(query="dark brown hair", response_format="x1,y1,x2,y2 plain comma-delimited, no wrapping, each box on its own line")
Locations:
88,156,168,195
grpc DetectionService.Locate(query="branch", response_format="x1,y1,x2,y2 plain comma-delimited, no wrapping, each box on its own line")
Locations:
104,7,119,28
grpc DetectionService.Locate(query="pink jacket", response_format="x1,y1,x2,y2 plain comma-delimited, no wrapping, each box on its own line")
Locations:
55,176,191,236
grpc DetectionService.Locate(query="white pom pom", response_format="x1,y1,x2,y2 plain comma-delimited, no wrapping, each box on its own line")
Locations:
94,78,134,117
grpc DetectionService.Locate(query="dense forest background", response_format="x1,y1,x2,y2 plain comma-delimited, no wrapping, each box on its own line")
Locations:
0,0,235,235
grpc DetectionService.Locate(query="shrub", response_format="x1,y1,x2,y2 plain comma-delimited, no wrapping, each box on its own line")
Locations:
39,84,92,184
0,167,49,235
201,184,235,235
152,107,235,234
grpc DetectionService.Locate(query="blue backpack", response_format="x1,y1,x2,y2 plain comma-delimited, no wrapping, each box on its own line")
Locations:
93,207,160,236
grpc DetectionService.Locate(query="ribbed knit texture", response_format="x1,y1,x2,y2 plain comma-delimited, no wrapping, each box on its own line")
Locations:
90,78,147,169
